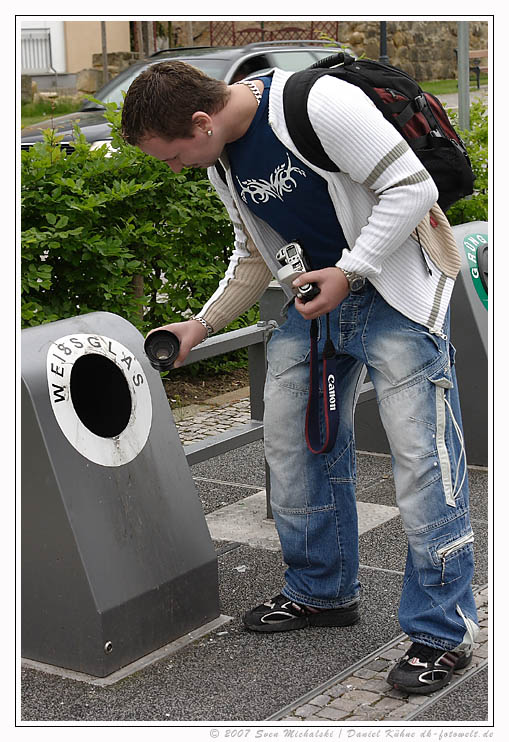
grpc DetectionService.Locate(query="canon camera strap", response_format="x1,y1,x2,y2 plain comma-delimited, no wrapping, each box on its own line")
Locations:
305,314,339,454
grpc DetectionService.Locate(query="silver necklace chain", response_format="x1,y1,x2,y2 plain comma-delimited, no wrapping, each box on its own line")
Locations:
235,79,262,107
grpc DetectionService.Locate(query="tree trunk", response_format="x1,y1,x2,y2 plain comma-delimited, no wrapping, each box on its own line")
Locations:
132,273,144,322
134,21,144,55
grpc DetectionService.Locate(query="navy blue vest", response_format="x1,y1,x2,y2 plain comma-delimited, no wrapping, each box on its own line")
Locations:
226,77,349,270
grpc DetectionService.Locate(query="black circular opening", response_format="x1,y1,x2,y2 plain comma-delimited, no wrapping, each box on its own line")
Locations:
70,353,132,438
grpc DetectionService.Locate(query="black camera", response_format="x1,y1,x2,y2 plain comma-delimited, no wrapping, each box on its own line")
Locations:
276,241,320,303
144,330,180,371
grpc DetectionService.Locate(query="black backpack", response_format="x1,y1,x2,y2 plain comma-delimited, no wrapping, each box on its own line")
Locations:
283,52,474,212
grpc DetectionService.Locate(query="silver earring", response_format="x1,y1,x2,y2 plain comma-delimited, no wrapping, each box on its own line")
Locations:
207,130,213,137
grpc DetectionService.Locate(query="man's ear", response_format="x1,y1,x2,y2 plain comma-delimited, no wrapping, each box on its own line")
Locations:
191,111,213,134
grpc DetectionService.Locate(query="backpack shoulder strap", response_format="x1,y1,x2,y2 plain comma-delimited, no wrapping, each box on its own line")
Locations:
283,68,339,172
214,159,227,184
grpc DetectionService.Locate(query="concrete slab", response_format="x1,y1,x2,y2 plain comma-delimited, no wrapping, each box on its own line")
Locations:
205,490,399,551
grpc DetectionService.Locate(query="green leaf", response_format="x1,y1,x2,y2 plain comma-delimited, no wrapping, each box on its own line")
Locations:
21,106,239,360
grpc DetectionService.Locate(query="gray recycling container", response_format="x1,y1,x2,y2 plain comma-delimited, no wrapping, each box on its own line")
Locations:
449,221,488,465
21,311,220,677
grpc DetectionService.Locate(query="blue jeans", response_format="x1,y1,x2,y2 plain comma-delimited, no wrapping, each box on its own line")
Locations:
264,282,479,652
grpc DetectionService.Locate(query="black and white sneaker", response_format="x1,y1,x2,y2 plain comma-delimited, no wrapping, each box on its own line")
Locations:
243,593,360,633
387,641,473,694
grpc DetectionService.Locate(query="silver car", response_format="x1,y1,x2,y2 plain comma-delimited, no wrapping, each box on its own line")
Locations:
21,41,352,152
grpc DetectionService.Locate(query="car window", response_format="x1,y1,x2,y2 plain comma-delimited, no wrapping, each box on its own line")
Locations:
93,66,154,107
267,50,323,71
267,48,346,72
177,58,231,81
229,54,272,82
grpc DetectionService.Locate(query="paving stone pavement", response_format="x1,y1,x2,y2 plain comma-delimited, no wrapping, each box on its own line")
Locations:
273,587,489,722
175,397,251,446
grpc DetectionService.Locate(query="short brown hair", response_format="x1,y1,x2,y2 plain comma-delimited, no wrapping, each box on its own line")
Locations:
121,60,230,145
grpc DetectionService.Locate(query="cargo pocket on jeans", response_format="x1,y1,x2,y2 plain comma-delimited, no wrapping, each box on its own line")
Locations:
424,531,474,587
265,313,313,394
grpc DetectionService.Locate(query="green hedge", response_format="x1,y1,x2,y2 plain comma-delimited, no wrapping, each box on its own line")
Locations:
21,103,258,374
445,100,488,226
21,99,487,348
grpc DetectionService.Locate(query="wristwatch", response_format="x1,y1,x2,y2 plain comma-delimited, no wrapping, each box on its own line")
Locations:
340,269,366,292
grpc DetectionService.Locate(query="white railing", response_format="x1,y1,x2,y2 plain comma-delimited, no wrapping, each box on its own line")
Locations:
21,28,55,74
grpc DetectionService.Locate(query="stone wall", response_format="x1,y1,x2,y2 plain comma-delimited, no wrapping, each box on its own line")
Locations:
336,20,488,80
191,19,489,81
76,51,141,94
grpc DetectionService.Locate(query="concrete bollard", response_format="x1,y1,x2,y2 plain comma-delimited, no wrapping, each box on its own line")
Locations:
21,311,219,677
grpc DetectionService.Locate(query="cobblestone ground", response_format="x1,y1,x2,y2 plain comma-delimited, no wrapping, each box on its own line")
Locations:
175,399,251,446
278,588,489,722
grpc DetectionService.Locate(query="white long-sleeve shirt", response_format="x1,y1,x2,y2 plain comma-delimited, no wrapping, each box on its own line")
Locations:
199,68,461,335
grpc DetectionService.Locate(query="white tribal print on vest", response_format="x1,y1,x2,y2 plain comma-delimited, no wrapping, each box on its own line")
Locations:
236,154,307,204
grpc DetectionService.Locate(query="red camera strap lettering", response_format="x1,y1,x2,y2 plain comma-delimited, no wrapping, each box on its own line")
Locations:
305,315,339,454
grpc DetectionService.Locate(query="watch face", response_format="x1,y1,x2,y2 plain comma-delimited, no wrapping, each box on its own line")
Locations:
350,276,365,292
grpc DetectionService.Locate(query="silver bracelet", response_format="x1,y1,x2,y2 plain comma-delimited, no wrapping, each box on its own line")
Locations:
192,316,213,338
